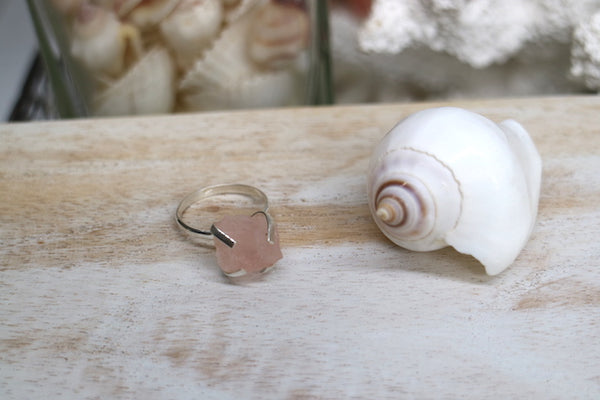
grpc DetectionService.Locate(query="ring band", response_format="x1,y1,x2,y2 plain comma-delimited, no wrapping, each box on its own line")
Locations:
176,184,269,236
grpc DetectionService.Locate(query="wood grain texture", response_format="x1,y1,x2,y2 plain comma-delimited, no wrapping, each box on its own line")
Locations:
1,97,599,399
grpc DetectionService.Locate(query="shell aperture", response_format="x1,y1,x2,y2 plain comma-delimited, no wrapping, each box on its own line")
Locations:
367,107,542,275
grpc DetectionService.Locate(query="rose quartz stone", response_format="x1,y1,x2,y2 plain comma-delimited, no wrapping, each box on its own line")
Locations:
212,214,282,276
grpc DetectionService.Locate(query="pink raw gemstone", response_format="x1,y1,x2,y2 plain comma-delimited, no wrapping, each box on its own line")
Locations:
212,213,282,276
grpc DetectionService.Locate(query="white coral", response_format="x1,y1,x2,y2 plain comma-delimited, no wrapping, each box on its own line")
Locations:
359,0,600,69
570,12,600,90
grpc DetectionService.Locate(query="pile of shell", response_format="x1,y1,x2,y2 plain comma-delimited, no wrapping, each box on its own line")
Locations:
50,0,310,116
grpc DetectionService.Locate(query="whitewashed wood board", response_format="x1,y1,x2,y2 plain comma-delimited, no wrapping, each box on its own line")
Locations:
1,97,599,399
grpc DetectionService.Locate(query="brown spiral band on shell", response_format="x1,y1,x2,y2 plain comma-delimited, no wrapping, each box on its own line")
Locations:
375,180,426,228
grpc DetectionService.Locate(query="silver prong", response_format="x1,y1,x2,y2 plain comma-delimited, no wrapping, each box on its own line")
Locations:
210,224,236,248
252,211,275,244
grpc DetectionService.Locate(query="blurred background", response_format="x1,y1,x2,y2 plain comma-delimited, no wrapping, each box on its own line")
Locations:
0,1,40,121
3,0,600,122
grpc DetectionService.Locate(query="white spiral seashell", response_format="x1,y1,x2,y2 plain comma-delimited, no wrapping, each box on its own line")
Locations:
159,0,223,70
367,107,542,275
70,3,127,77
179,11,255,91
247,1,310,70
93,47,175,116
178,5,301,112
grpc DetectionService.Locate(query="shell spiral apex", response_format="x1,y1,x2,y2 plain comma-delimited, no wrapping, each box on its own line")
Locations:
367,107,542,275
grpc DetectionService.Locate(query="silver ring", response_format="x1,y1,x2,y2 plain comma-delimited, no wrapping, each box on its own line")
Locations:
176,184,274,246
175,184,281,277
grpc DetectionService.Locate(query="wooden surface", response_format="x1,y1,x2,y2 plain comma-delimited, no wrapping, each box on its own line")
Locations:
1,97,599,399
